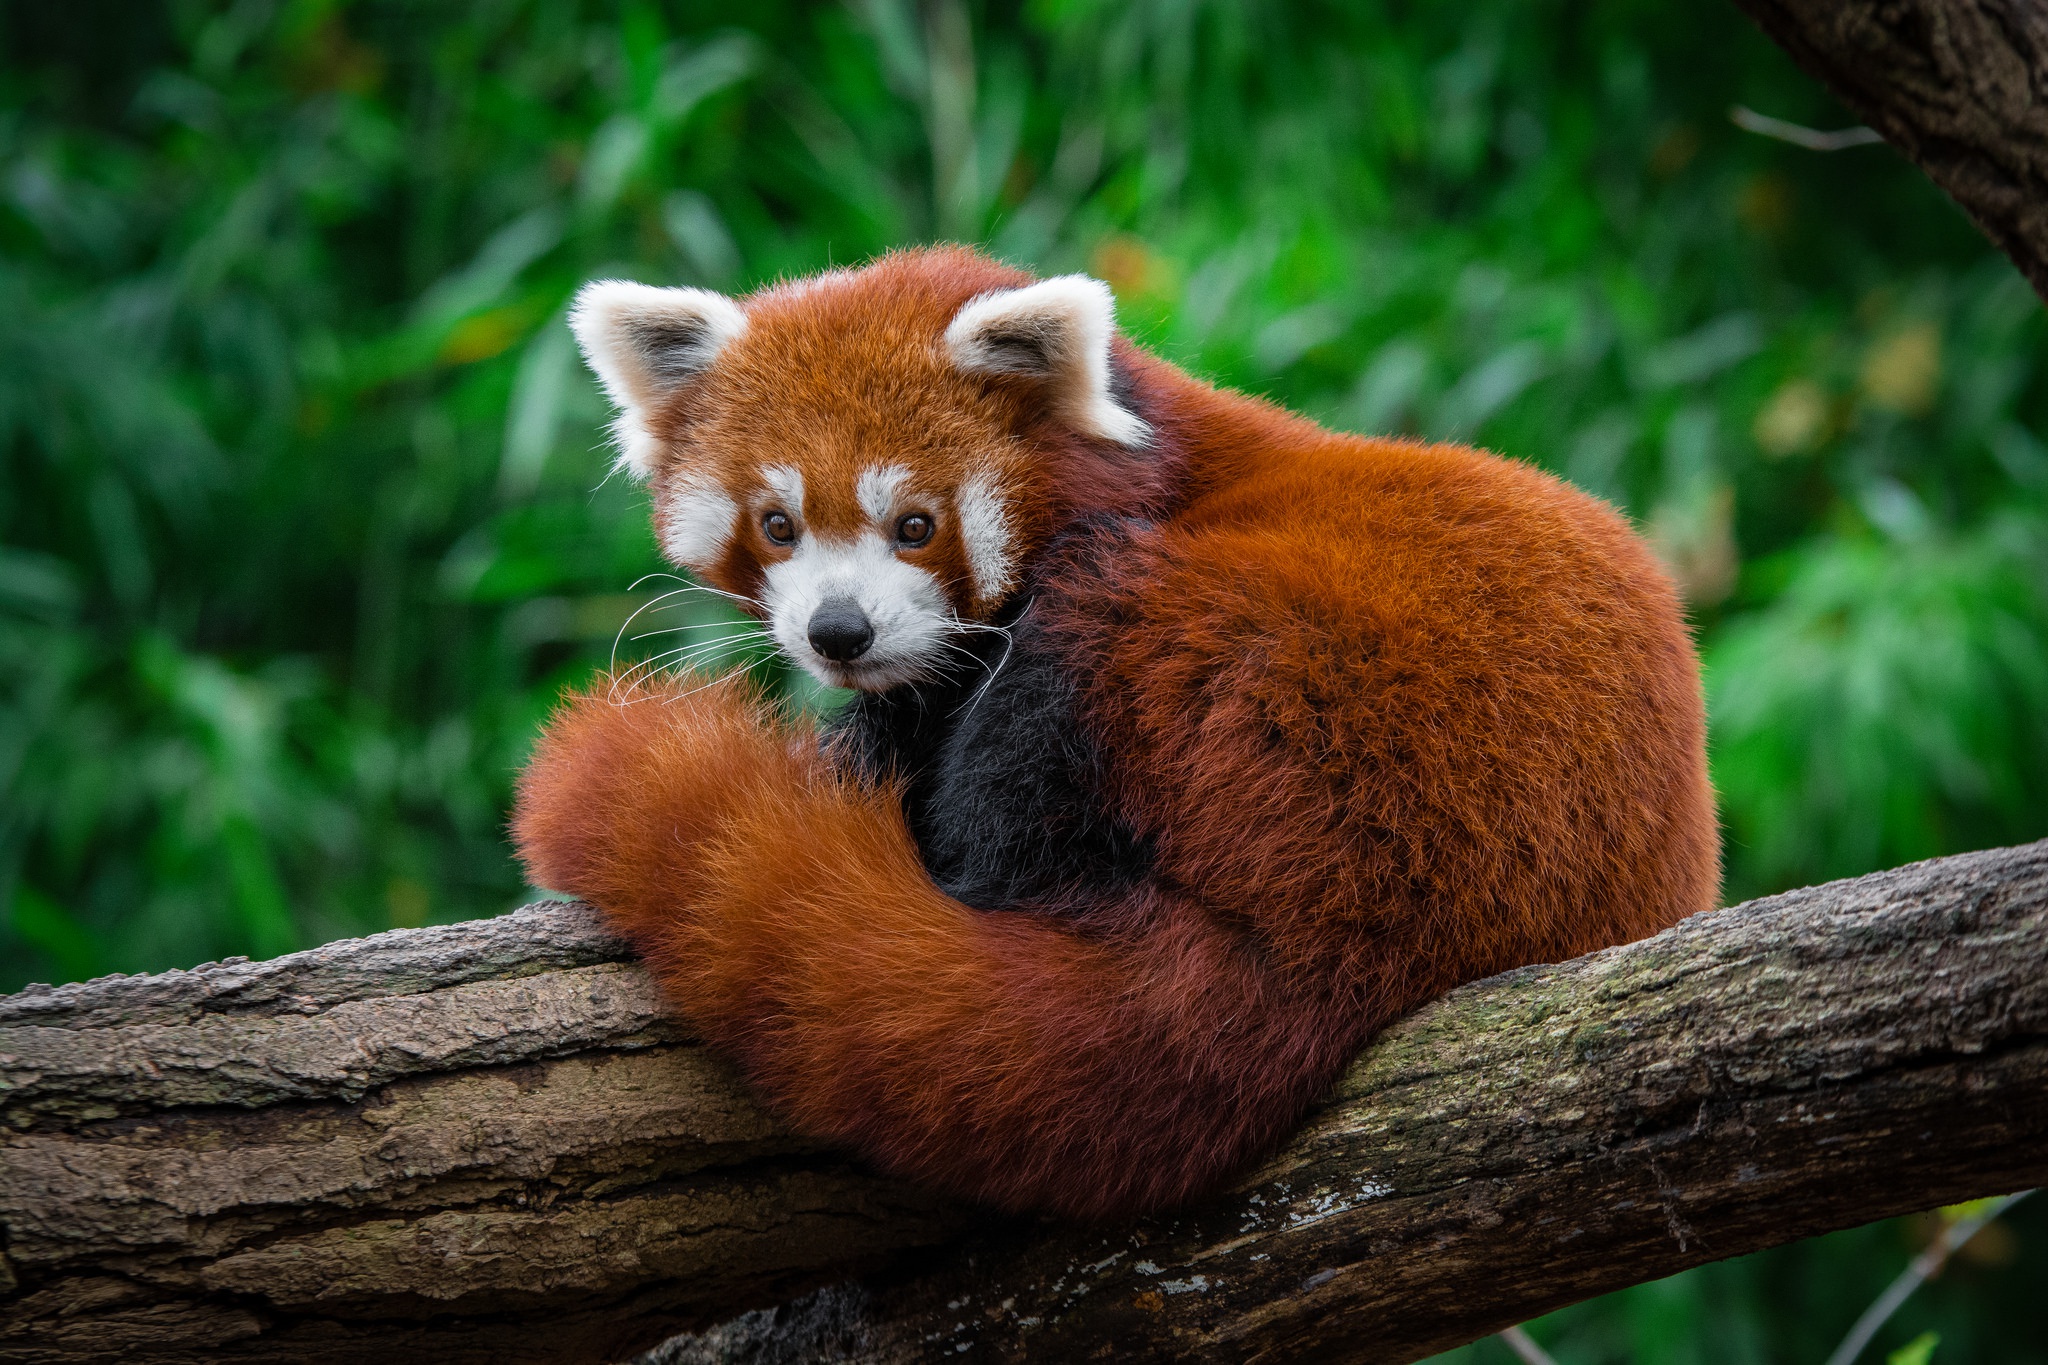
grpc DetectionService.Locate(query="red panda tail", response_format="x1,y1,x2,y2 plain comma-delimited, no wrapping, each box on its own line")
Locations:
513,674,1364,1218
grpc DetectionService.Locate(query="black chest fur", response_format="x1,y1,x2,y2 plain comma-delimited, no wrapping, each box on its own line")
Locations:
824,605,1153,913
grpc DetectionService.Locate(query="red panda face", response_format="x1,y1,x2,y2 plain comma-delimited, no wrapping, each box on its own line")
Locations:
569,249,1151,691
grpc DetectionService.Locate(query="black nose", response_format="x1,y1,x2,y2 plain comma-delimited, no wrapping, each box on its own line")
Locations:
807,598,875,662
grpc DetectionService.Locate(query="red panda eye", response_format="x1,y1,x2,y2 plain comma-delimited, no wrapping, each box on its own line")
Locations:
763,511,796,544
896,514,932,545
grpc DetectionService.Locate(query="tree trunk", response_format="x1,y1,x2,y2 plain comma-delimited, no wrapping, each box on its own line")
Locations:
4,841,2045,1364
1730,0,2048,300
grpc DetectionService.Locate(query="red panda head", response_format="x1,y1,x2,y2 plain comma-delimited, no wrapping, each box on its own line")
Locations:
569,247,1157,692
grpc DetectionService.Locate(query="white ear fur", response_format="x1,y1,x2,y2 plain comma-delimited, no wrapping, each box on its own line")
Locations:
568,279,748,479
944,276,1150,447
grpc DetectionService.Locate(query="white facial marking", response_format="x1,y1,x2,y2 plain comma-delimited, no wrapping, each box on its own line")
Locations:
761,463,805,514
857,464,914,524
945,275,1150,447
568,279,748,480
956,471,1018,602
762,533,952,691
660,475,740,567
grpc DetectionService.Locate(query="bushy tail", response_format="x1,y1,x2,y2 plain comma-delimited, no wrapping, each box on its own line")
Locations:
513,675,1363,1218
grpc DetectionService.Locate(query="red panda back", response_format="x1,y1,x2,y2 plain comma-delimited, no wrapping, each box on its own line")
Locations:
1042,363,1718,1004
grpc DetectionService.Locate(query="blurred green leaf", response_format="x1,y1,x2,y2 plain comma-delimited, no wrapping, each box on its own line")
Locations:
1891,1332,1942,1365
10,885,100,984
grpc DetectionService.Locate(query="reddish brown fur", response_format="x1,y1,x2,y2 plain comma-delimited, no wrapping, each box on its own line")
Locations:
515,248,1719,1218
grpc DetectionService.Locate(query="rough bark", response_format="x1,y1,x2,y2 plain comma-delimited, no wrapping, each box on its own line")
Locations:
3,841,2045,1365
1730,0,2048,300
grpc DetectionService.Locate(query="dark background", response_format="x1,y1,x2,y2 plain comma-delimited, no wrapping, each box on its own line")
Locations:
2,2,2042,1360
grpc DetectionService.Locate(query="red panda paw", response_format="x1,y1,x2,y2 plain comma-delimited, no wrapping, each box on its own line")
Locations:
511,672,808,918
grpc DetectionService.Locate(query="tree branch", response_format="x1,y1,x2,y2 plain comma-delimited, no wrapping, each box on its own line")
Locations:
1729,0,2048,300
4,841,2046,1364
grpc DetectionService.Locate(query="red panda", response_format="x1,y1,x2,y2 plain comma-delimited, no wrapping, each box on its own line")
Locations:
513,246,1720,1219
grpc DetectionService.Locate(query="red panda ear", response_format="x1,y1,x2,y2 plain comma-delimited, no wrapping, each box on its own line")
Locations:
944,276,1151,447
568,280,747,479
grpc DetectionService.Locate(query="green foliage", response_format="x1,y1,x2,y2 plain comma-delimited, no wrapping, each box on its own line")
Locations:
1890,1332,1941,1365
1712,513,2048,891
2,1,2045,1355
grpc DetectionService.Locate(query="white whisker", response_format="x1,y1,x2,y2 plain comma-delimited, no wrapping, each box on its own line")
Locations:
630,620,771,644
628,571,762,610
609,573,767,692
953,601,1029,723
635,635,772,673
602,642,770,703
611,586,707,680
636,647,759,678
658,663,762,706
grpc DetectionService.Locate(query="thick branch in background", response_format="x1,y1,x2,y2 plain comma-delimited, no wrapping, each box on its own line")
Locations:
1730,0,2048,300
3,841,2045,1364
